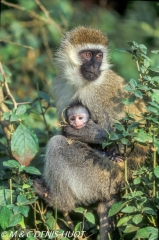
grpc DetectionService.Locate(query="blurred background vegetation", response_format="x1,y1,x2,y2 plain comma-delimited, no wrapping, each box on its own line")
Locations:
0,0,159,168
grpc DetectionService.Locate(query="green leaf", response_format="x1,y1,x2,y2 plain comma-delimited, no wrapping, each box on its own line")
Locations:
149,67,159,73
140,53,151,61
121,138,129,145
132,214,143,225
108,201,126,217
22,184,30,189
121,206,136,213
151,76,159,82
19,0,36,10
74,207,85,214
109,133,122,140
134,132,152,143
84,212,95,224
122,95,136,105
146,106,158,114
117,215,132,227
2,112,10,120
151,50,159,54
129,79,137,88
134,90,142,98
11,123,39,166
0,190,16,206
133,227,157,239
154,166,159,178
102,141,112,148
124,85,134,92
149,230,159,240
10,112,19,122
133,177,141,185
124,224,139,233
139,44,147,54
0,206,11,230
44,215,55,230
3,160,20,168
148,101,159,109
24,166,41,175
143,207,157,215
144,59,150,68
17,195,32,206
13,206,29,217
74,222,82,232
122,191,145,200
38,91,50,103
114,123,124,131
127,122,139,131
2,65,12,76
137,85,149,91
16,105,27,115
116,48,131,53
127,41,133,47
8,213,22,227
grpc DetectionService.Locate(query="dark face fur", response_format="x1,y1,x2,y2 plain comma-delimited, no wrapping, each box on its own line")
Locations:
79,50,103,81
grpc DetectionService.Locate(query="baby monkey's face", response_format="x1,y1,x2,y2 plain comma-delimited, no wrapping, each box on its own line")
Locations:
69,113,88,129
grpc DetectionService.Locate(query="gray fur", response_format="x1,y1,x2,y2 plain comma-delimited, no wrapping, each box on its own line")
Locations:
35,27,148,240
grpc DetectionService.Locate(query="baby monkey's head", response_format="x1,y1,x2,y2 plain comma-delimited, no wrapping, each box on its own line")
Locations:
65,103,90,129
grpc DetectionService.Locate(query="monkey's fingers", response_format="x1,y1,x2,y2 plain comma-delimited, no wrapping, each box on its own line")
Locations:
109,154,123,162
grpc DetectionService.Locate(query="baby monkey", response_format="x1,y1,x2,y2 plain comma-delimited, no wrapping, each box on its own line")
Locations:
64,103,123,162
65,103,90,129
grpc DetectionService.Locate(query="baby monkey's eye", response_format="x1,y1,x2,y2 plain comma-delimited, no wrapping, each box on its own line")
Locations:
79,117,83,120
70,117,75,121
82,52,92,60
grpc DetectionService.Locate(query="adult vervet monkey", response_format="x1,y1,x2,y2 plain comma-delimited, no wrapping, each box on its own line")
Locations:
35,27,147,240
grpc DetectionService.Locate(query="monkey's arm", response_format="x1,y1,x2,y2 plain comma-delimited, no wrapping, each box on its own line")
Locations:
63,119,107,144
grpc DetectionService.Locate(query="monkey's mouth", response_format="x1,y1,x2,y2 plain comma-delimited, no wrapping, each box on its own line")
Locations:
84,70,99,80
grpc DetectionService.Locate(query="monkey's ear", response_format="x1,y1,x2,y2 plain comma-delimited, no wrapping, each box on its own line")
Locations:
61,106,69,124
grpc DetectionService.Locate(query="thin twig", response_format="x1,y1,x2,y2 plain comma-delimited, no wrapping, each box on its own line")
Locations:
0,62,18,109
36,81,50,139
17,102,32,105
40,26,54,66
1,40,34,50
1,0,62,35
34,0,50,19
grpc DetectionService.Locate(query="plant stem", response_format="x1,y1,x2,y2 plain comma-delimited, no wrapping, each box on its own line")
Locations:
152,146,156,198
136,60,143,80
108,232,112,240
9,178,12,204
33,202,37,229
124,157,128,195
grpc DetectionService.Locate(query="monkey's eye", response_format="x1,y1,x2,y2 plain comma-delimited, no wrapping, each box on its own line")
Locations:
96,53,103,61
70,117,75,121
81,52,92,60
79,117,83,120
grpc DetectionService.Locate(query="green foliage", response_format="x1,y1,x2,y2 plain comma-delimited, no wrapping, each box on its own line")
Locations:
1,0,159,239
107,41,159,239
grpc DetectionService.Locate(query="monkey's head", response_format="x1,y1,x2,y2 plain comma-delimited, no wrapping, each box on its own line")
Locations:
64,103,90,129
56,27,110,87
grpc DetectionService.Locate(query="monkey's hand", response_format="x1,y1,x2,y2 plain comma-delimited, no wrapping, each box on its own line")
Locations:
107,152,123,162
105,146,124,162
63,120,107,144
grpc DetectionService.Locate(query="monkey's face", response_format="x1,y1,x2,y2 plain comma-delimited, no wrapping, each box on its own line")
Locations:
69,113,88,129
79,50,103,81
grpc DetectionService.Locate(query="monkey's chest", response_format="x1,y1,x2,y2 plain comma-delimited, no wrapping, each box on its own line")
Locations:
78,86,123,129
